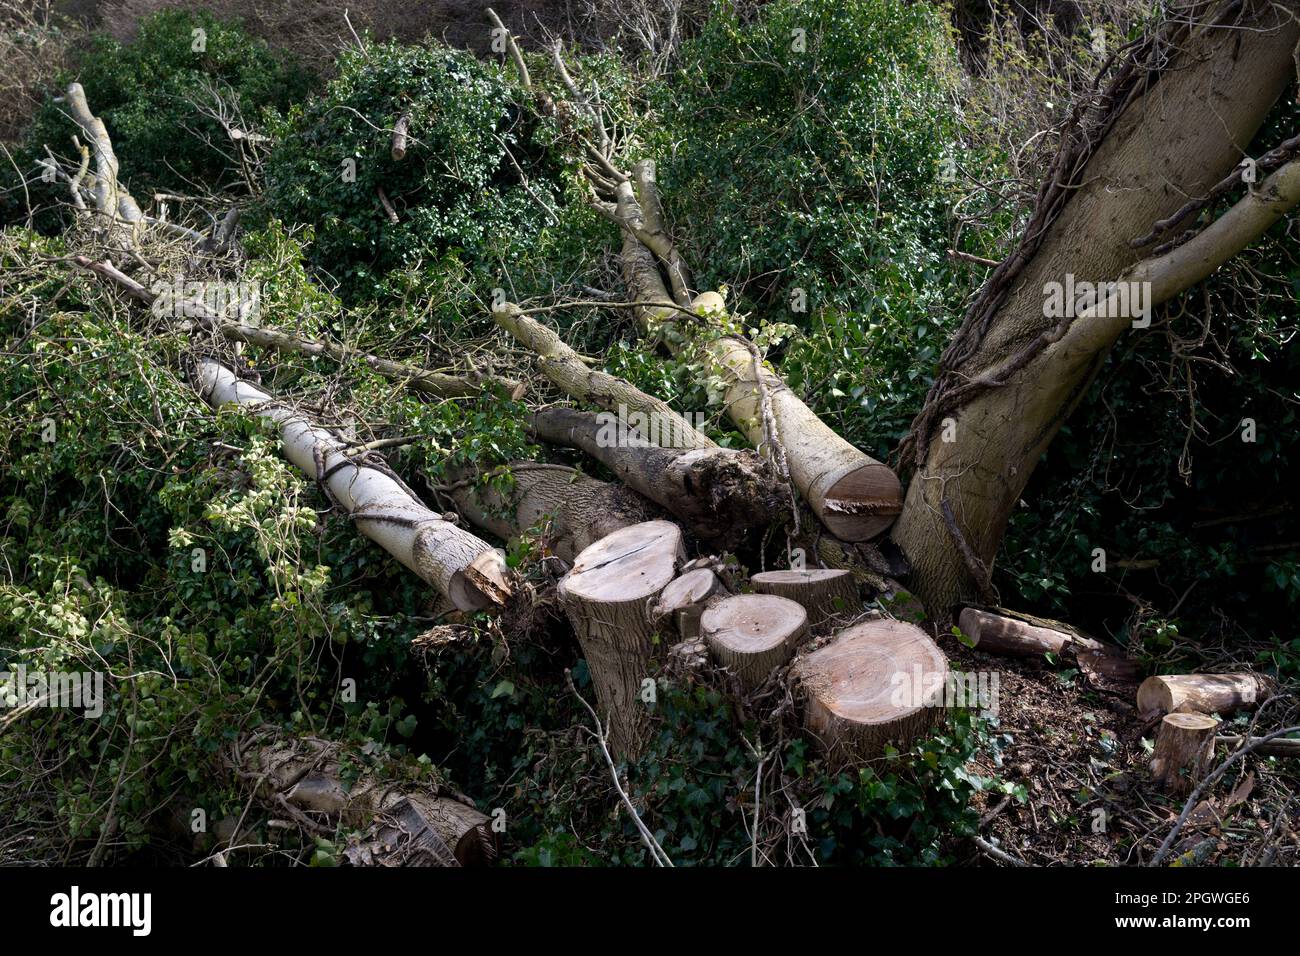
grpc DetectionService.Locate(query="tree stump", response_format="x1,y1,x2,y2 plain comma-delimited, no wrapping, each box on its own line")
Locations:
700,594,807,689
1150,713,1219,795
654,567,725,640
557,520,685,755
1137,673,1273,716
751,568,859,628
795,619,949,764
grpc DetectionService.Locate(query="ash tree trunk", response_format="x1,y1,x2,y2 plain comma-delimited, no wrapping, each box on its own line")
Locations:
894,0,1300,619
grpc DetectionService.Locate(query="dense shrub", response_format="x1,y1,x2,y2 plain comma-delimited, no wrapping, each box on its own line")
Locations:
260,41,561,303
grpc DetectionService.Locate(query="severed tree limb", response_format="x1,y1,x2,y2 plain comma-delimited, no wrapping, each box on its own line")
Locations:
69,255,523,399
193,358,512,611
485,8,531,88
493,301,714,449
609,160,903,540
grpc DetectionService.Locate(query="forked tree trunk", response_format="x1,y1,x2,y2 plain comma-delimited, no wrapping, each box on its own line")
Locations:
751,569,859,629
193,359,511,611
700,594,808,689
557,520,686,755
794,619,949,764
441,460,657,563
894,2,1300,618
530,406,785,543
1137,672,1274,716
1149,713,1219,796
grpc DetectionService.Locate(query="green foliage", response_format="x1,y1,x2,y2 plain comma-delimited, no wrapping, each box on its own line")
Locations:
260,40,559,303
645,0,971,456
4,10,311,228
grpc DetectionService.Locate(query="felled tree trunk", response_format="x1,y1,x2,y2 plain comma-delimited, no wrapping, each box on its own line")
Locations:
957,607,1102,657
231,729,495,866
894,3,1300,617
530,406,785,543
700,594,808,689
610,164,903,541
751,569,859,629
193,359,511,611
1150,713,1219,796
440,460,656,563
1137,673,1274,717
557,520,686,755
794,619,949,764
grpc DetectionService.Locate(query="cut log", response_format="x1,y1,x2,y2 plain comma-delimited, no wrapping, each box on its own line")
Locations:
957,607,1102,657
557,520,685,755
530,406,785,544
1150,713,1219,796
193,359,511,611
442,461,657,563
1137,673,1274,717
795,619,949,763
653,567,725,640
751,568,859,629
232,729,494,867
700,594,807,689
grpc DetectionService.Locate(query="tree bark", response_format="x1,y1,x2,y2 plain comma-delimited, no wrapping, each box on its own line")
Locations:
556,520,686,755
193,359,512,611
441,460,656,563
700,594,807,689
794,618,949,764
894,1,1300,618
1150,713,1219,796
751,569,859,629
530,405,785,543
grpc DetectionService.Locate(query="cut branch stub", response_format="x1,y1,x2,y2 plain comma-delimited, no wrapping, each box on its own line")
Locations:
751,569,859,629
194,359,511,611
700,594,807,689
653,567,725,640
557,520,685,755
1150,713,1219,796
795,619,949,763
1136,673,1274,717
957,607,1101,657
